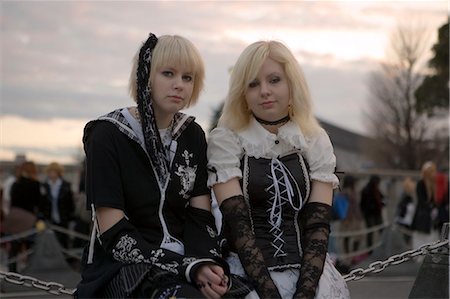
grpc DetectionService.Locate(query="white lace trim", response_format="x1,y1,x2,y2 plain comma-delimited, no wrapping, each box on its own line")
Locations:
237,119,307,159
207,119,339,188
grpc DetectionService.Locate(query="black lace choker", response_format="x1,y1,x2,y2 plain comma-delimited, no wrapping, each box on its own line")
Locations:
253,114,290,126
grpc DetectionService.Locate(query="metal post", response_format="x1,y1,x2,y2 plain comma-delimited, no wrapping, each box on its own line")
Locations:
408,222,449,298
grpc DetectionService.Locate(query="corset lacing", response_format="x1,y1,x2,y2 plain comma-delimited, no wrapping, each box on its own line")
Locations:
267,158,304,257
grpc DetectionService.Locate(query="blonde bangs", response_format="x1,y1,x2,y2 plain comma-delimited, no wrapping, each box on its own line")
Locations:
269,41,321,136
150,35,205,107
219,42,269,131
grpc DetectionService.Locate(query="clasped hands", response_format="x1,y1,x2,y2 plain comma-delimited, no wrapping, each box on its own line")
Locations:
195,263,229,299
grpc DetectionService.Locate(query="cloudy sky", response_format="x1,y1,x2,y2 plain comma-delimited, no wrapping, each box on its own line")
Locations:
1,1,447,165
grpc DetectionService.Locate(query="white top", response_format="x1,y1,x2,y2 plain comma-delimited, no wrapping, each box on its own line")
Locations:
48,178,63,223
207,118,339,188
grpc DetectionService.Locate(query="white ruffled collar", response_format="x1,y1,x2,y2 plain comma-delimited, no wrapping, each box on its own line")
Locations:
237,117,309,158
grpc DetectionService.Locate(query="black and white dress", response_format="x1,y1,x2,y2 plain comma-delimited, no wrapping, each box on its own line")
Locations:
207,118,350,299
76,108,223,298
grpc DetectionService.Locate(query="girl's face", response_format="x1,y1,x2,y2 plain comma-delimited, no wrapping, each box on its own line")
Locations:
244,57,290,122
48,169,59,181
151,65,194,120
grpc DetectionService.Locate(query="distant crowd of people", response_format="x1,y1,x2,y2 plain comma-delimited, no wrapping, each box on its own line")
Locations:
0,159,89,272
396,161,449,250
330,161,449,273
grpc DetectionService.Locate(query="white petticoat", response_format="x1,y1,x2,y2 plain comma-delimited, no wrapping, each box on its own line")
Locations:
227,252,350,299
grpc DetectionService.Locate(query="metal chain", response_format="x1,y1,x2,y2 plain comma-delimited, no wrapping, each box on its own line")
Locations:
0,239,448,295
343,239,449,281
0,270,76,296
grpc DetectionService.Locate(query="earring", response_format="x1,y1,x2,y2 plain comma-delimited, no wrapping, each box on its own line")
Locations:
288,104,293,117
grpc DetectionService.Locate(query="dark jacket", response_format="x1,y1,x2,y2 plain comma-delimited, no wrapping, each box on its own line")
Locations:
42,179,75,226
360,187,383,218
412,180,435,233
10,176,43,216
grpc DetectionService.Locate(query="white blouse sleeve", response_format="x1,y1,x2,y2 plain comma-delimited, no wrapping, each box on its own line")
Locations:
305,128,339,189
207,127,243,187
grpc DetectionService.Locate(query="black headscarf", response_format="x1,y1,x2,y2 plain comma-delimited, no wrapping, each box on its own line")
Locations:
135,33,170,186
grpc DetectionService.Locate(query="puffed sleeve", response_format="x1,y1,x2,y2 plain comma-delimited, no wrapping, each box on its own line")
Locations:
304,128,339,189
207,127,243,187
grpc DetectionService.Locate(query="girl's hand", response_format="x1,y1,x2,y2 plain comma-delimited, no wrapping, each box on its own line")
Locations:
195,264,229,299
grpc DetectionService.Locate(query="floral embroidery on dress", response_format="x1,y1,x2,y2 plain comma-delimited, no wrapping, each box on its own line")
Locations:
154,261,179,274
149,249,179,274
112,234,150,264
206,225,217,238
209,248,221,257
175,150,197,199
182,257,197,266
112,238,180,274
149,248,165,262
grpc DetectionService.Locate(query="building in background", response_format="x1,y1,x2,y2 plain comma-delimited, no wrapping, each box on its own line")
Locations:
320,120,375,172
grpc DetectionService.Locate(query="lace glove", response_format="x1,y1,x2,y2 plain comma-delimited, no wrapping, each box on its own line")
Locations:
294,202,332,299
100,217,225,283
220,195,281,299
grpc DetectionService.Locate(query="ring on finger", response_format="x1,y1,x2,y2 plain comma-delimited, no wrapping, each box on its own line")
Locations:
197,282,205,289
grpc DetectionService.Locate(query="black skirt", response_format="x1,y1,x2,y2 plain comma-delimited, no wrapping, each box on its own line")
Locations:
102,263,202,299
101,263,253,299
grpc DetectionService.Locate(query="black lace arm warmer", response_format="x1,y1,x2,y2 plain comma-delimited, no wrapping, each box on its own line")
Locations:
220,195,281,299
100,217,223,283
294,202,332,299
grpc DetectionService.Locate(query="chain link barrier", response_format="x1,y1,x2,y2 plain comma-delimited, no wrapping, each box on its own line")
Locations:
1,238,447,296
0,270,76,296
343,238,449,281
0,226,448,295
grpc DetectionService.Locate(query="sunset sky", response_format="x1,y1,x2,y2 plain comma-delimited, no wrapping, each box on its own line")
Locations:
1,1,448,165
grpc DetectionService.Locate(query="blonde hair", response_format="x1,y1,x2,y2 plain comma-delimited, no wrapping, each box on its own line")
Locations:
218,40,320,136
129,35,205,108
421,161,437,179
402,177,416,195
421,161,437,201
45,162,64,177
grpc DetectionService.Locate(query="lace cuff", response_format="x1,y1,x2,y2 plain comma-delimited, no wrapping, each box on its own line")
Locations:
295,202,331,299
220,195,281,299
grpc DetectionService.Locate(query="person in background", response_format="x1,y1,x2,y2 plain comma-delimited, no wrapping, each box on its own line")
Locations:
7,161,43,272
394,177,416,245
72,159,91,250
76,33,229,299
411,161,438,252
338,175,364,271
360,175,384,251
10,161,43,217
434,170,449,233
207,40,349,299
2,163,22,218
42,162,75,249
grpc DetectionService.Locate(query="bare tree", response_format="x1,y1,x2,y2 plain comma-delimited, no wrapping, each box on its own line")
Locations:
365,24,439,170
